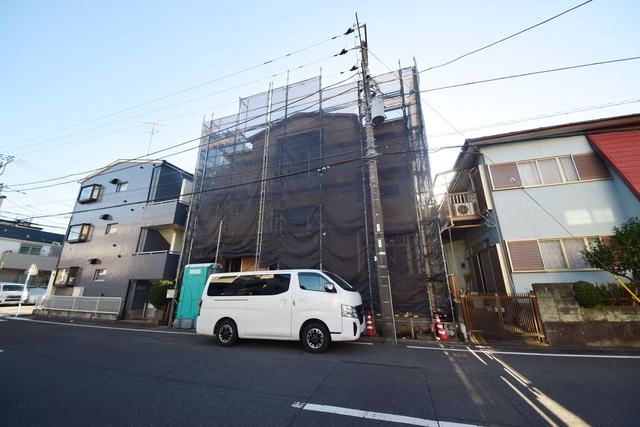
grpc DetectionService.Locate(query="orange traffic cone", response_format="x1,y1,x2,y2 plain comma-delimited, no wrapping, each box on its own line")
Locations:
434,313,449,341
364,312,376,336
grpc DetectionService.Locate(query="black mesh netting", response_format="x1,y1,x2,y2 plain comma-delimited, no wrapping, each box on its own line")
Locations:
186,68,451,319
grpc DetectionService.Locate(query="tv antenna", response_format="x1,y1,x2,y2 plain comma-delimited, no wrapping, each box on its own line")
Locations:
137,121,167,157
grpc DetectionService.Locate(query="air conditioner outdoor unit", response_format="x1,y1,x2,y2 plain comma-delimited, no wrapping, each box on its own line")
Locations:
453,202,475,216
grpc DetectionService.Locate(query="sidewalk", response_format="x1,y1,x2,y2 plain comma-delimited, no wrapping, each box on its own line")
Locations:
0,304,34,316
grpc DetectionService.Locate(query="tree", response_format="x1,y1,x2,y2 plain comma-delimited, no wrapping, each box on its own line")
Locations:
581,217,640,286
148,280,174,310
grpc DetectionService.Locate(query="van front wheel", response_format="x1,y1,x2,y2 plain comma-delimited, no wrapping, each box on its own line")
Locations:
215,319,239,347
302,322,330,353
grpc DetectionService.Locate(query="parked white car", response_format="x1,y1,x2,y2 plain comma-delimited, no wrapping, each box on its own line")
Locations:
0,283,27,305
26,288,47,305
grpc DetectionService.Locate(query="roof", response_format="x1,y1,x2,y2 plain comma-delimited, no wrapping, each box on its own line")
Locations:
0,221,64,244
80,159,193,184
451,113,640,172
588,131,640,199
465,113,640,147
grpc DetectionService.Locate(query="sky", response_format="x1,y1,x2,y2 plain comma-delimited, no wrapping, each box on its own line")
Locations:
1,0,639,233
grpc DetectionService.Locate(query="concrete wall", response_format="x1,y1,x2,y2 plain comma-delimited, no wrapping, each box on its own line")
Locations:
533,283,640,348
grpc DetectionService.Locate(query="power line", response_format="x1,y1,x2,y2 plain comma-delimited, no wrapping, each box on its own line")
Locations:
9,74,361,191
9,52,353,157
6,29,355,150
420,0,594,73
422,56,640,93
428,98,640,140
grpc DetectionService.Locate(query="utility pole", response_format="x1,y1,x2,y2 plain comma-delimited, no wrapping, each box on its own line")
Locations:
357,21,397,344
0,155,14,211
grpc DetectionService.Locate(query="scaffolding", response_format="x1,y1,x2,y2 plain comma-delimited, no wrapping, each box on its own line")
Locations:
183,66,452,326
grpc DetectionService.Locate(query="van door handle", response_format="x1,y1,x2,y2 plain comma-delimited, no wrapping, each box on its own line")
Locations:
293,300,296,306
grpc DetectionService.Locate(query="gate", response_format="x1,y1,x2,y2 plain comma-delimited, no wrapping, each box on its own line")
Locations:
460,292,546,342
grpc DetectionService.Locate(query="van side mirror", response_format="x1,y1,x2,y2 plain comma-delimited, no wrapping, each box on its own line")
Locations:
323,282,336,293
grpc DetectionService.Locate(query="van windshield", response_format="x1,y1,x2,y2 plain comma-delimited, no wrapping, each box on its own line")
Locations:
2,285,25,292
322,271,356,292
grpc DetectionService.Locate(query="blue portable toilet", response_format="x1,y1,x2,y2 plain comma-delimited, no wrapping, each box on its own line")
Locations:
174,263,221,328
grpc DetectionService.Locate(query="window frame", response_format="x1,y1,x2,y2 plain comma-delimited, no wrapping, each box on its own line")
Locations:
78,184,102,203
105,223,118,234
93,269,108,282
115,182,128,193
506,236,602,272
516,155,579,187
19,244,42,255
489,153,610,191
67,223,92,243
54,267,79,286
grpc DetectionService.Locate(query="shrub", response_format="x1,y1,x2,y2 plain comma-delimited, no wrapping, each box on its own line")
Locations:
148,280,173,310
572,281,602,308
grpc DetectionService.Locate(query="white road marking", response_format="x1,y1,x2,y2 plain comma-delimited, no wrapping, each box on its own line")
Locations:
5,316,193,334
292,402,480,426
406,345,640,359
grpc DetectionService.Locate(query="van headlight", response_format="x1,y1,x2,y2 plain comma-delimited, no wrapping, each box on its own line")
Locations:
341,304,357,318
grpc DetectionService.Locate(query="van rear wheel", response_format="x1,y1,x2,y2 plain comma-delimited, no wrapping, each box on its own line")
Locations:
215,319,239,347
302,322,330,353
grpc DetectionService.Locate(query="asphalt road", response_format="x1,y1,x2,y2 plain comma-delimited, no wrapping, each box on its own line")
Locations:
1,315,638,426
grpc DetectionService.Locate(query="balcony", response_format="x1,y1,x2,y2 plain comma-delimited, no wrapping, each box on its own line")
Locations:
438,191,483,230
140,199,188,230
0,252,58,272
130,251,180,280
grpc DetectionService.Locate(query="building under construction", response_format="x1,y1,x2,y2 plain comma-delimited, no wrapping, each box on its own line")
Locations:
181,66,452,334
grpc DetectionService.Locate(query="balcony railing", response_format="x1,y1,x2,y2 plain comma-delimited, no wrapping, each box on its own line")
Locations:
141,199,188,229
130,251,180,280
0,252,58,271
439,191,482,228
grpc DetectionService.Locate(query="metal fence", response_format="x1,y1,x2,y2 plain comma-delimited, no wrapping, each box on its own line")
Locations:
40,296,122,315
460,292,546,342
599,283,639,306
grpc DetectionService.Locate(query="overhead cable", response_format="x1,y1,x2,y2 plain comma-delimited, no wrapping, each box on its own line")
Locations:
420,0,594,73
422,56,640,93
6,30,354,149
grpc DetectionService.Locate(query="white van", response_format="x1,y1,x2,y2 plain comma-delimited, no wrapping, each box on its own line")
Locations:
196,269,365,353
0,283,27,305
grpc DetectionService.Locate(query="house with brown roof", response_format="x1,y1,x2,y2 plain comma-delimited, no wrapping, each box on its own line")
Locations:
436,113,640,295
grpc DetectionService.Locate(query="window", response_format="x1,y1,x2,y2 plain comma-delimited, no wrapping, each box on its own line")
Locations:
115,182,128,192
507,236,600,272
67,224,91,243
207,274,291,296
490,153,609,190
298,273,335,293
19,245,42,255
105,223,118,234
93,269,107,281
54,267,79,286
322,271,356,291
517,156,579,186
78,184,101,203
